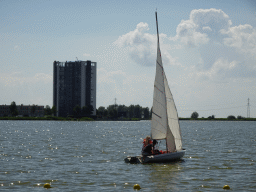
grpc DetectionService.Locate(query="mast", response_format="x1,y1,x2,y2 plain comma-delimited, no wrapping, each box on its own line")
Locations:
155,11,169,152
155,11,160,48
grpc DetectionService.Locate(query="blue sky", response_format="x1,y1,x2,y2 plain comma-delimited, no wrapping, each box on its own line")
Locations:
1,0,256,118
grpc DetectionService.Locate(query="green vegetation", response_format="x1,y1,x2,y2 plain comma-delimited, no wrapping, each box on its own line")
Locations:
96,104,151,120
191,111,199,119
0,116,94,121
2,104,255,121
180,117,256,121
184,111,256,121
227,115,236,120
51,105,57,116
73,105,94,118
10,101,18,117
44,105,52,116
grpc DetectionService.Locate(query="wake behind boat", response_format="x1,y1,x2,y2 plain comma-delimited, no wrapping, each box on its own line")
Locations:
125,11,185,164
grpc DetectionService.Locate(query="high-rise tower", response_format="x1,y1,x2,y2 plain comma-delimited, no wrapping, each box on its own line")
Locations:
53,60,96,117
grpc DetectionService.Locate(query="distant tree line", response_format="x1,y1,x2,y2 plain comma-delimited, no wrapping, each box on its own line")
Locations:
4,102,252,121
97,104,151,120
190,111,247,120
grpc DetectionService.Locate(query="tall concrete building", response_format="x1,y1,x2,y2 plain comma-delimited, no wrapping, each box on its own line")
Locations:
53,60,96,117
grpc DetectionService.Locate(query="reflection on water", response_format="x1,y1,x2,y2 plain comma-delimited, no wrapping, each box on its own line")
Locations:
0,120,255,191
148,162,184,191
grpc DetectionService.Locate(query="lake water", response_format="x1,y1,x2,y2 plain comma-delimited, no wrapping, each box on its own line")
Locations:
0,120,255,191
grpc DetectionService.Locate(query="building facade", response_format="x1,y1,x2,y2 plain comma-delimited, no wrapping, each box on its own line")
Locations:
0,104,44,117
53,60,97,117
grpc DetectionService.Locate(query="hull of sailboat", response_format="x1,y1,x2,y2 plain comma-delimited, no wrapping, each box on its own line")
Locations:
142,150,185,163
124,150,185,164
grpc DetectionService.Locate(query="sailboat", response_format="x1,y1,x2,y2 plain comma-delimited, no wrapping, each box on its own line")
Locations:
125,11,185,163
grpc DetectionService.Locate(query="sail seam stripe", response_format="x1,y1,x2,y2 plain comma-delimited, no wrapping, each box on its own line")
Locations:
151,126,166,134
151,119,166,135
154,81,165,89
154,85,163,94
153,98,167,110
152,119,165,131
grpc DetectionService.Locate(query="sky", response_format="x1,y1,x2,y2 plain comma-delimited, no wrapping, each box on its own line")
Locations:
1,0,256,118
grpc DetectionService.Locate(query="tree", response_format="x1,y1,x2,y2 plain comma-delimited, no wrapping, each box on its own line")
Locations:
51,105,57,116
134,105,141,118
10,101,18,117
237,115,245,120
73,105,81,118
227,115,236,120
81,106,89,116
191,111,199,119
143,107,150,119
103,109,108,117
81,105,94,116
109,108,118,119
128,105,135,118
117,105,128,118
44,105,52,116
97,106,106,116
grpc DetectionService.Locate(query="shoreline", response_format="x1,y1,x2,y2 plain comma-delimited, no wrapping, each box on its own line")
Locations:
0,117,255,121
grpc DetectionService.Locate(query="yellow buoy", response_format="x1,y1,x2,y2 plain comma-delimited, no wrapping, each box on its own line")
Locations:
133,184,141,190
44,183,51,188
223,185,230,189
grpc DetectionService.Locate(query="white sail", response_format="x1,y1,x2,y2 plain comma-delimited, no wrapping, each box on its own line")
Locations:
164,72,182,151
151,11,167,140
151,11,182,152
151,44,168,140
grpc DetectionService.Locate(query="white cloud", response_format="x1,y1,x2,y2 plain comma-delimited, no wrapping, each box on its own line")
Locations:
0,72,52,105
202,26,212,32
222,24,256,55
14,45,20,51
114,22,180,67
83,53,90,57
170,8,256,81
173,8,232,46
190,8,232,32
114,8,256,84
97,68,153,107
0,72,52,86
174,19,209,46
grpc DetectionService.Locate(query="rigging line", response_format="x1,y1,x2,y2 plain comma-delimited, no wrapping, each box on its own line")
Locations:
152,111,161,118
179,105,245,111
156,60,163,68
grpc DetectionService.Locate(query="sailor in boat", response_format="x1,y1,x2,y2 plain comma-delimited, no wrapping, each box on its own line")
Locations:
142,136,151,148
142,139,160,156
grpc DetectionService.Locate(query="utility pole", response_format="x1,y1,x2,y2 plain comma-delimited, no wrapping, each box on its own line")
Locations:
247,98,250,118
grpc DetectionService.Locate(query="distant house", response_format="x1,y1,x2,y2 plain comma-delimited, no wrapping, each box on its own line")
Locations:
0,104,44,117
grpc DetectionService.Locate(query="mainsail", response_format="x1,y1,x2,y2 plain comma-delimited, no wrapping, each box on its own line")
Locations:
151,11,182,152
